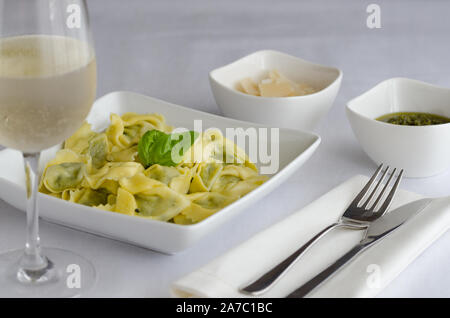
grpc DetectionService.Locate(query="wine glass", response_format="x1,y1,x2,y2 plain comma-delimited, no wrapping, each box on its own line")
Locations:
0,0,96,297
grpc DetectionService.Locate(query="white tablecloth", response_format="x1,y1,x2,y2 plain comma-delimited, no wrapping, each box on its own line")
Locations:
1,0,449,297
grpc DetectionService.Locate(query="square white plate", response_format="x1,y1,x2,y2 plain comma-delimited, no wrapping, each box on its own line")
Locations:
0,91,320,254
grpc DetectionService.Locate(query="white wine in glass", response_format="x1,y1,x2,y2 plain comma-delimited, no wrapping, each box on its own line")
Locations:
0,0,96,297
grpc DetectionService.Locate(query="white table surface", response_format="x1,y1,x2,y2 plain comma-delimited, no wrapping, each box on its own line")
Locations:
1,0,450,297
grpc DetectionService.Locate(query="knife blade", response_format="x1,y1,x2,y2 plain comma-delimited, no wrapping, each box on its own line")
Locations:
287,198,433,298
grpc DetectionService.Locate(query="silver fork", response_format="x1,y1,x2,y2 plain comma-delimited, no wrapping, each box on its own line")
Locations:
241,164,404,295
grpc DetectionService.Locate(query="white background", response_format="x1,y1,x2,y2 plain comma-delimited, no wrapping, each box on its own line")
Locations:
1,0,450,297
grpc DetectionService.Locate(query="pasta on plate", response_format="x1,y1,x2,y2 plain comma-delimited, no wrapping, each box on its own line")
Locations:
39,112,267,224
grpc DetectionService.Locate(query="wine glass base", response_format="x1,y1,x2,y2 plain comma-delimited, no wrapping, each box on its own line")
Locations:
0,247,96,298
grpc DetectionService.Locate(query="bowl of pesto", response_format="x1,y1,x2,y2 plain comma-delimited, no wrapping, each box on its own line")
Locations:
346,77,450,178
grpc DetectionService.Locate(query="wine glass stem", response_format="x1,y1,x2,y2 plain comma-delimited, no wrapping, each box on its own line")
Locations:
19,152,47,273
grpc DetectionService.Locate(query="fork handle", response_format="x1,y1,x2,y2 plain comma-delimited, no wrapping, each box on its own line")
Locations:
241,222,352,295
286,243,368,298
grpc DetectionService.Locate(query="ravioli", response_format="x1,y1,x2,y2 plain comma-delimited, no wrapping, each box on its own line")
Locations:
42,162,85,193
40,112,267,224
135,187,190,221
88,134,109,169
190,162,223,193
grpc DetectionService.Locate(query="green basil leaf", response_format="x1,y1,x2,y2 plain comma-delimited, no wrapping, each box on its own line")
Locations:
138,129,199,167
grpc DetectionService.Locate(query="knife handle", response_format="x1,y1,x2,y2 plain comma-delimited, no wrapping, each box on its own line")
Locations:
240,222,341,295
286,243,368,298
241,222,367,295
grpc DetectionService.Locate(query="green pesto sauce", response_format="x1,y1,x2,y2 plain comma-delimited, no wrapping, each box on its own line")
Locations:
376,112,450,126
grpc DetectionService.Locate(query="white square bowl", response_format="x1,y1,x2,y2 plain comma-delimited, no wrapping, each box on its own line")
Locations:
0,91,320,254
346,78,450,178
209,50,342,131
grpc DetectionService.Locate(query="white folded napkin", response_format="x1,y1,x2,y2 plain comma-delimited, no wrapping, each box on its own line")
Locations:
171,175,450,298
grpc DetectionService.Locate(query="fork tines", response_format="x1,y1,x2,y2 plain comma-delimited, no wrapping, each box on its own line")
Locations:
354,164,404,215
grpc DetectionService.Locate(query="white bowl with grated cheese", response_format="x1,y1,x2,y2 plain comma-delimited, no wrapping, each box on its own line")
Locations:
209,50,343,131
